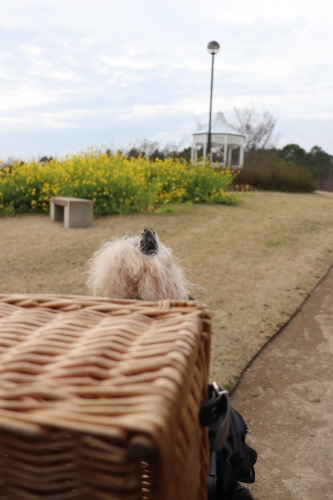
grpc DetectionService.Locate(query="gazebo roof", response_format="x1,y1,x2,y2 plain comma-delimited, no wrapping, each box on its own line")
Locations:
193,112,245,138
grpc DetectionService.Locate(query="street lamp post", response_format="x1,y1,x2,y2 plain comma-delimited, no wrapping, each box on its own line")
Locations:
207,41,220,162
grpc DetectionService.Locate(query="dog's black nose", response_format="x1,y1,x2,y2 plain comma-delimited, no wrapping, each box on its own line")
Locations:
140,229,158,256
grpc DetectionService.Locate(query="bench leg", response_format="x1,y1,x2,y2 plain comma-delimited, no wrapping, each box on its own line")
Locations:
64,201,93,228
51,201,64,222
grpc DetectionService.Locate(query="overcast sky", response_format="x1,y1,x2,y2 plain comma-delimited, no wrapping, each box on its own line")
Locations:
1,0,332,160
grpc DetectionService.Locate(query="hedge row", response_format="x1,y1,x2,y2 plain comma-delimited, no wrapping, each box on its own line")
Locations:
0,151,238,216
233,153,314,192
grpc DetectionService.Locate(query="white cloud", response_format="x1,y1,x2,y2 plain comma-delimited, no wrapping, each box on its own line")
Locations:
0,0,332,158
0,86,57,112
99,55,154,70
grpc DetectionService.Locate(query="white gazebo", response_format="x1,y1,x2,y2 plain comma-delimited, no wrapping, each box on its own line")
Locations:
191,112,246,168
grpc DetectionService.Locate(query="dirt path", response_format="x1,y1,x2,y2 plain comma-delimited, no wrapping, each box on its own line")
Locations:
231,265,333,499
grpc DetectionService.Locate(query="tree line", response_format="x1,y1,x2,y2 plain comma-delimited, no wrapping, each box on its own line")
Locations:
123,108,333,186
2,108,332,188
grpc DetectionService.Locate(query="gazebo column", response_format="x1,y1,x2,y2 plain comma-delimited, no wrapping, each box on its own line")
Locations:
239,145,244,167
223,135,228,168
228,146,233,167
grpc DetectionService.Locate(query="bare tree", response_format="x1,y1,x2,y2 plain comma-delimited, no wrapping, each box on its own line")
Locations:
193,117,207,131
230,106,279,152
126,134,191,161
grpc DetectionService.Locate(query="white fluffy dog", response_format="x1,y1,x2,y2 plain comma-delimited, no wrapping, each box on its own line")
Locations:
87,229,194,301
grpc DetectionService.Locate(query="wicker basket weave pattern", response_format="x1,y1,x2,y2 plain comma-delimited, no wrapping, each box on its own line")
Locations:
0,294,211,500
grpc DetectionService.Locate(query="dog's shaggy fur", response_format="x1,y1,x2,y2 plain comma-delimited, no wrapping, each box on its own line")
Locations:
87,229,193,301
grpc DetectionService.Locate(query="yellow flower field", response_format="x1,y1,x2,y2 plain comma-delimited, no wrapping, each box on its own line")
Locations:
0,150,238,216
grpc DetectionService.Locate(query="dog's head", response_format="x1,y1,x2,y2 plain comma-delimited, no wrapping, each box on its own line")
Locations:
87,229,194,301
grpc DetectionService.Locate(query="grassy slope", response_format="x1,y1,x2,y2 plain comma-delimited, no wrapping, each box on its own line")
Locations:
1,191,333,388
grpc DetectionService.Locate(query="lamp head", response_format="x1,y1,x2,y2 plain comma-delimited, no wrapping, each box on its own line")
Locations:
207,41,220,55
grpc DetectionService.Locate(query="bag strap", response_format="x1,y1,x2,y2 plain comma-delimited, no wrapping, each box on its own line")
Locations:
200,382,231,452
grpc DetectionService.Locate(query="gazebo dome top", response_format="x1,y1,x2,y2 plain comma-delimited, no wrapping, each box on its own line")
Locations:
193,112,245,138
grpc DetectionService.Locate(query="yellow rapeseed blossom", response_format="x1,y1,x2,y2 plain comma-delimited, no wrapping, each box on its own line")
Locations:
0,149,238,216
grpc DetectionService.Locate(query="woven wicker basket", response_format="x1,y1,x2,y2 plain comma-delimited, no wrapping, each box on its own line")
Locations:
0,294,211,500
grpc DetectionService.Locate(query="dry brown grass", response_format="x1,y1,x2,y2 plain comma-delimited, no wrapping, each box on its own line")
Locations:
1,191,333,388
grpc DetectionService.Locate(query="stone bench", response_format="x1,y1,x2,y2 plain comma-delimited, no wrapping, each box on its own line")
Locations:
50,197,93,229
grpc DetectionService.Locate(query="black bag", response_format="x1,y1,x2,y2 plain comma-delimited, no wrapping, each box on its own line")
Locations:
219,407,257,498
200,383,257,500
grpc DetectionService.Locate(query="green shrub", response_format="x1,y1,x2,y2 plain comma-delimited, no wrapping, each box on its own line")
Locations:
233,153,314,192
